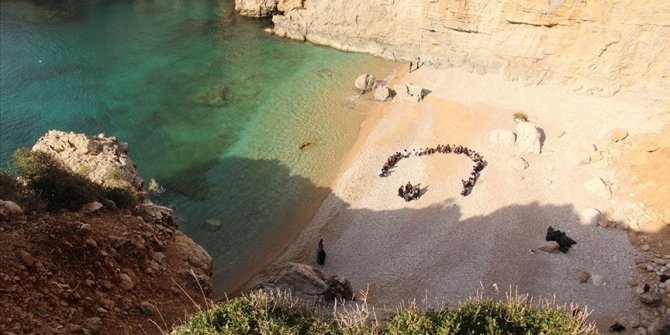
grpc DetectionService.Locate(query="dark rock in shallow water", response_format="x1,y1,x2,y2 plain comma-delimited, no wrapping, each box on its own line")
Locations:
545,226,576,253
193,84,229,107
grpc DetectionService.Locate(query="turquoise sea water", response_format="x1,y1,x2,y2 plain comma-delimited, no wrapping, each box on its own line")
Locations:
0,0,395,294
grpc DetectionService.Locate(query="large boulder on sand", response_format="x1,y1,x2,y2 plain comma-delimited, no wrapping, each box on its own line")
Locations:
373,85,393,102
354,74,376,93
515,121,542,154
489,129,516,149
261,263,353,303
393,83,425,102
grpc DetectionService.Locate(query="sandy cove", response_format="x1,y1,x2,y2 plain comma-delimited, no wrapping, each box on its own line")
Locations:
251,64,670,324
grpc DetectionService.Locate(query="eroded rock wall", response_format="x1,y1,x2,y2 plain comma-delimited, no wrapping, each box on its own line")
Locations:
239,0,670,97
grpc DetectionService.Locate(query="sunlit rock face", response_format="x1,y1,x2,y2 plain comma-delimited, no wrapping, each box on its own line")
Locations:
238,0,669,97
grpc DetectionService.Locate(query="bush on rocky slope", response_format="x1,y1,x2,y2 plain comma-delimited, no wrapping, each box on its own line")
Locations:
11,148,137,211
172,290,597,335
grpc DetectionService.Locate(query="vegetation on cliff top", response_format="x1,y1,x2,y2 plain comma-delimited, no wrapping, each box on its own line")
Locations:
2,148,138,211
172,290,597,335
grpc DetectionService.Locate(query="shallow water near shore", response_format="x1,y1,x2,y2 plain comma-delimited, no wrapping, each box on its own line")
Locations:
0,0,395,294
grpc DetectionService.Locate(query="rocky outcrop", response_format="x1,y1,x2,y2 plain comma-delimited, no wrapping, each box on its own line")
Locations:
32,130,144,193
260,262,353,303
0,131,214,333
354,74,376,93
234,0,276,17
238,0,670,97
234,0,304,18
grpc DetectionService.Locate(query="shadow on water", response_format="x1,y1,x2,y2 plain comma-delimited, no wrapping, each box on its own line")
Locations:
199,157,639,320
160,156,333,294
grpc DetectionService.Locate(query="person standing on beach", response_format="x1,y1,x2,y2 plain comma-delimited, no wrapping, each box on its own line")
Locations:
409,61,413,73
316,239,327,266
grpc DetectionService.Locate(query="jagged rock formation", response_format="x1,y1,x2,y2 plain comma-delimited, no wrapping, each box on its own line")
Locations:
238,0,670,97
32,130,144,193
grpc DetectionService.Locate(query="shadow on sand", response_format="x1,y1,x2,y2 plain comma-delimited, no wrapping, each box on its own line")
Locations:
171,156,641,321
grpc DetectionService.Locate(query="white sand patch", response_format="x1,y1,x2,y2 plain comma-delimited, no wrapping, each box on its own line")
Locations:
251,65,668,323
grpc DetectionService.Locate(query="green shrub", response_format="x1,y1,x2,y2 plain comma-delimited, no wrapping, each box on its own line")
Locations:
385,307,436,334
11,148,138,211
173,291,597,335
171,291,338,335
104,187,138,209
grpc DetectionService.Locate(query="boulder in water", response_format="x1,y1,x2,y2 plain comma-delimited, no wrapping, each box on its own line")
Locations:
204,219,222,231
354,74,376,93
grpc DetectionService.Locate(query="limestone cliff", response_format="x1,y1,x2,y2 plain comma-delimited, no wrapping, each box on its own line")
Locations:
237,0,669,97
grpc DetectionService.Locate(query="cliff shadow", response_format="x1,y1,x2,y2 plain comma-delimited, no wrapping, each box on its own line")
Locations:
167,156,639,321
225,162,639,322
155,155,333,295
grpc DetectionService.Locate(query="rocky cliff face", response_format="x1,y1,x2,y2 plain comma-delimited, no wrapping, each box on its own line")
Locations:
237,0,669,97
33,130,144,193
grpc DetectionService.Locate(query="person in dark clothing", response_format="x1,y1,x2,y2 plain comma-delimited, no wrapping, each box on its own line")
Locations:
316,239,327,266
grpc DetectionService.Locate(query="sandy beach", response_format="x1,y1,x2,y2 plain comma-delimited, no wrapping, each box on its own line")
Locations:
253,63,670,326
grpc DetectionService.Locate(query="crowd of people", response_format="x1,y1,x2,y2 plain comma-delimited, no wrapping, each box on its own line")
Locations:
398,181,421,202
379,144,486,197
